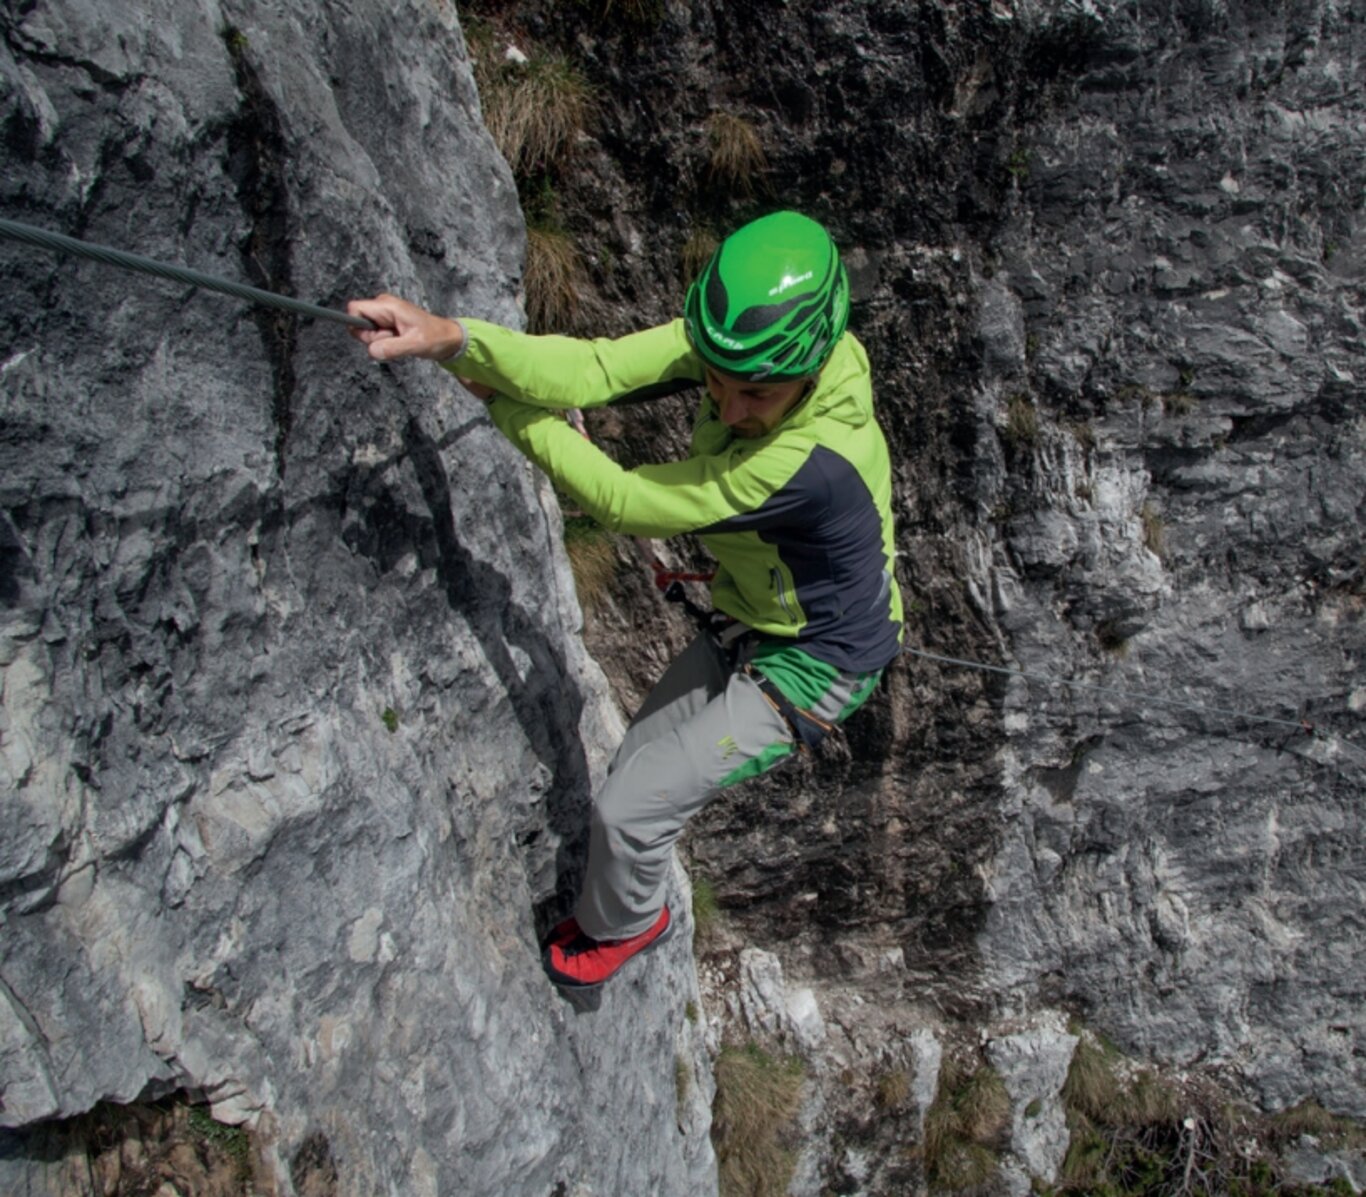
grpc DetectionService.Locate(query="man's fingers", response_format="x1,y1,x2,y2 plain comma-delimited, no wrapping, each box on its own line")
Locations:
347,294,409,330
345,294,459,361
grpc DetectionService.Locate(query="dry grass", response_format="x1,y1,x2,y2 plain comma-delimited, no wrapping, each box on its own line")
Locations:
1062,1035,1122,1123
922,1054,1009,1190
478,48,595,176
1270,1099,1366,1149
877,1068,911,1111
681,228,720,289
713,1043,805,1197
1058,1030,1366,1195
706,112,767,193
1140,501,1165,559
675,1054,692,1107
1068,419,1096,452
525,224,586,332
1004,392,1039,447
561,514,617,612
572,0,665,23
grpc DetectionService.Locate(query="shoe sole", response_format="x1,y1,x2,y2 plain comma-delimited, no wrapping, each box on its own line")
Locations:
546,916,675,990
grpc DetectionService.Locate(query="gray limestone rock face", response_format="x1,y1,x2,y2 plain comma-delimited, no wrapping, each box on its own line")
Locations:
975,0,1366,1118
0,2,713,1193
987,1017,1078,1188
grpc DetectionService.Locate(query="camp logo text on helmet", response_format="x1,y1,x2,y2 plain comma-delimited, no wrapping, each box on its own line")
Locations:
684,211,850,382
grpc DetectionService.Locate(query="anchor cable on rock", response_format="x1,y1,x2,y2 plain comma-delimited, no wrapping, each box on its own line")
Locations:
902,646,1312,732
0,217,375,330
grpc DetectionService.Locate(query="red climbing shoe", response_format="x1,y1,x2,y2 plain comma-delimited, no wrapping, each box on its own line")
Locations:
542,914,583,949
542,907,672,988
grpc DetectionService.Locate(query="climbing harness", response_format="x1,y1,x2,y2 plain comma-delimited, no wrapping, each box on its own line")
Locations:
748,666,834,752
0,217,374,329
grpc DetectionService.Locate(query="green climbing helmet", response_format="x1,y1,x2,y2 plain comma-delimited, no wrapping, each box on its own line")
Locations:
684,210,850,382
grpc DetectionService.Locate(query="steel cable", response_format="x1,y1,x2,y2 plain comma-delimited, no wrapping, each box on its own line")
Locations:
903,646,1312,731
0,217,374,329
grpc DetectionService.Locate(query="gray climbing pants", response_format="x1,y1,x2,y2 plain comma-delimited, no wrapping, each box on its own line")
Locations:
574,630,881,939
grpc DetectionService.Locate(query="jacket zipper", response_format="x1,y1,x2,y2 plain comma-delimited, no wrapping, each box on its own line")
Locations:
771,567,796,623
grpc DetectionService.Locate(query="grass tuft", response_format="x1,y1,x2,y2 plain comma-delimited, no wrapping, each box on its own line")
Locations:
1068,420,1096,452
691,875,720,943
675,1054,692,1106
1058,1028,1366,1196
570,0,665,25
877,1068,911,1110
923,1055,1008,1189
712,1043,804,1197
1140,501,1165,559
681,228,720,289
1004,393,1039,447
561,513,617,611
1162,391,1196,416
525,224,587,333
1270,1100,1366,1149
475,43,595,176
1062,1035,1122,1123
706,112,767,193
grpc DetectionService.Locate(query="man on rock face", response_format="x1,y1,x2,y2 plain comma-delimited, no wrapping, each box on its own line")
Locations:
349,210,902,988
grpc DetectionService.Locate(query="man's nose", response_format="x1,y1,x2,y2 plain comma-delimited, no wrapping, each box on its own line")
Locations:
718,390,747,424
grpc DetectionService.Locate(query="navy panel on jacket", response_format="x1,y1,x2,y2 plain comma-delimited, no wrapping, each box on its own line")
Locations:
702,445,900,672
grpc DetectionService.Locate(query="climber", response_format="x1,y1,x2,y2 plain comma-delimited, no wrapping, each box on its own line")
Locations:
347,210,903,989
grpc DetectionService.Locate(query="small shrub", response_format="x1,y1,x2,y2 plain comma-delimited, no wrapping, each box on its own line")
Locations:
381,707,399,734
1006,147,1031,179
675,1055,691,1105
525,224,586,333
706,112,767,193
187,1106,251,1171
712,1043,804,1197
1163,391,1195,416
684,1000,699,1024
561,514,617,611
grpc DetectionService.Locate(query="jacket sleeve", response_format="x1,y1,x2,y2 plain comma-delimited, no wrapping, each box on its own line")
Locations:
487,397,812,539
441,318,700,410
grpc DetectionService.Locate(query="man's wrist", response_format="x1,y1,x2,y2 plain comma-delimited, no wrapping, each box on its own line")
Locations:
434,317,468,364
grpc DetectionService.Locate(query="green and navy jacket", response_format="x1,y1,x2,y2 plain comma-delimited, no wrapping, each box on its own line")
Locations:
445,318,903,676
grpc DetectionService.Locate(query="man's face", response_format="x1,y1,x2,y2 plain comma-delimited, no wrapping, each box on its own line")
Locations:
705,366,812,438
